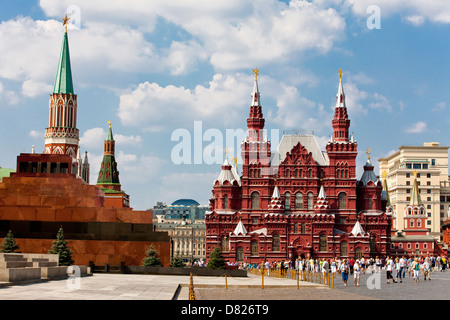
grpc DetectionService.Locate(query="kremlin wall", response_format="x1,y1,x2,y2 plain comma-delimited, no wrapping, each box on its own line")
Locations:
0,17,170,267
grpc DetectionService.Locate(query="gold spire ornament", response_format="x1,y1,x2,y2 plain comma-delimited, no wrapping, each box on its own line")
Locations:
62,14,70,32
253,68,259,81
339,68,343,82
366,147,371,159
108,120,111,128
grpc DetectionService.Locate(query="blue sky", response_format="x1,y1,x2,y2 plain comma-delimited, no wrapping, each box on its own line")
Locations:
0,0,450,210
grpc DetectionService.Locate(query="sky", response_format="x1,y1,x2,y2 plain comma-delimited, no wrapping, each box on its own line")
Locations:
0,0,450,210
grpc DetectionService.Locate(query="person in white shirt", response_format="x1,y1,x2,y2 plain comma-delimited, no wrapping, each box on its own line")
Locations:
386,256,396,284
353,260,361,286
423,257,431,281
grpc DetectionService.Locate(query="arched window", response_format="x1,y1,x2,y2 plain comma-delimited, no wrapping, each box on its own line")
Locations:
251,192,260,209
301,223,306,234
368,198,373,210
355,247,362,259
222,236,229,252
294,223,299,233
236,247,244,262
338,192,347,210
223,195,228,209
272,234,280,252
307,192,313,210
319,234,327,252
340,242,348,257
286,169,290,178
251,241,258,256
295,193,303,209
285,192,291,210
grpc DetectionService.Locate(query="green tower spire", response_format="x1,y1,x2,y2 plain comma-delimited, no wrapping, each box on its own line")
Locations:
53,17,74,94
97,122,121,191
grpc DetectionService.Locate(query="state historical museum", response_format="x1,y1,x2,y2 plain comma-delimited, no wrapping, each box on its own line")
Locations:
205,69,392,264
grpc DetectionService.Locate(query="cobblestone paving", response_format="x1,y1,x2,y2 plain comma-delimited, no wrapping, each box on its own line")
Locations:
195,269,450,300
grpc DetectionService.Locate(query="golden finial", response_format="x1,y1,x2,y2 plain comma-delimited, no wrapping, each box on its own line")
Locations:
62,14,70,32
366,147,371,159
108,120,111,128
339,68,343,82
382,170,387,178
232,156,238,167
224,147,229,155
253,67,259,81
413,170,418,178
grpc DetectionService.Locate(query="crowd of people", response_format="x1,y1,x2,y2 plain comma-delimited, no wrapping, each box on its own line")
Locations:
242,255,448,287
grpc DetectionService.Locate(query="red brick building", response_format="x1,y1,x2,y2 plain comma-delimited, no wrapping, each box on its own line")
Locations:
205,69,392,264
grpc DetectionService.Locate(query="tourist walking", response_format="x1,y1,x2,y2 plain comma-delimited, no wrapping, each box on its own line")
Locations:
353,260,361,286
412,257,420,283
340,259,349,286
386,256,396,283
423,257,431,281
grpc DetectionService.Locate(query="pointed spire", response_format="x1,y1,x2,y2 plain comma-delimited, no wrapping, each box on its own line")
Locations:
314,185,330,210
336,68,346,108
53,16,74,94
106,121,114,141
268,184,284,212
233,219,247,236
351,220,366,236
251,67,260,107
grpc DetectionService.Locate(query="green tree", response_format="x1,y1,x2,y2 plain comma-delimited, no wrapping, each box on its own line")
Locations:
1,230,20,253
207,246,226,270
142,244,162,267
170,254,184,268
48,227,74,266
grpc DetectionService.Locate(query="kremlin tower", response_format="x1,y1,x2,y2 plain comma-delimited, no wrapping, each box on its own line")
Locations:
44,15,79,158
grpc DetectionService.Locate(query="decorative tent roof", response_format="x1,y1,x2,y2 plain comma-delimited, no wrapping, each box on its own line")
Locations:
351,220,366,236
233,219,247,236
268,185,284,211
215,156,241,186
359,154,379,186
314,185,330,210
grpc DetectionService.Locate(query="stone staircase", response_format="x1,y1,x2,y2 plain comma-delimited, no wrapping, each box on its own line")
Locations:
0,253,91,284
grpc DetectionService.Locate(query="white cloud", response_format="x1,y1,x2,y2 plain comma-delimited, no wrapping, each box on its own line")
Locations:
404,15,425,26
22,79,52,98
79,127,143,150
345,0,450,24
29,130,43,139
39,0,347,71
118,73,251,131
406,121,427,133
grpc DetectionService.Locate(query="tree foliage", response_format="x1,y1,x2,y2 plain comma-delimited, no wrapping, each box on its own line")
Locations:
48,227,74,266
1,230,20,253
207,246,226,270
142,244,162,267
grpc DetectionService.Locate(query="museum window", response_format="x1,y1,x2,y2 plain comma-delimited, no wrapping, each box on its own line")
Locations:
307,192,313,210
340,242,348,257
295,193,303,209
272,234,280,252
319,234,327,252
301,223,306,234
294,223,298,233
355,248,362,260
285,192,291,210
251,241,258,256
222,236,229,252
338,192,347,210
251,192,260,209
236,247,244,262
223,195,228,209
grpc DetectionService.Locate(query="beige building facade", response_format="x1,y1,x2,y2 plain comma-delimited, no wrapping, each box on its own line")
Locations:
378,142,450,241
